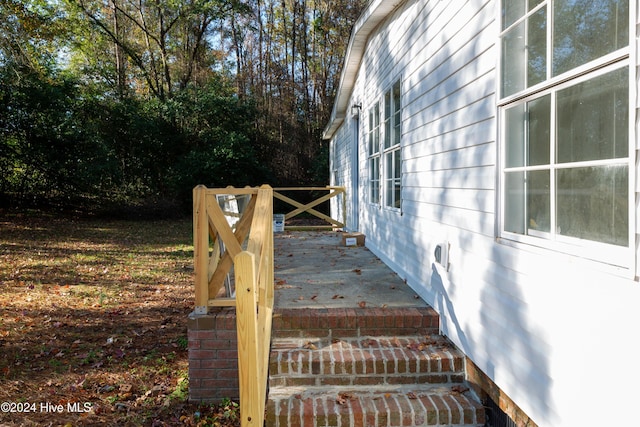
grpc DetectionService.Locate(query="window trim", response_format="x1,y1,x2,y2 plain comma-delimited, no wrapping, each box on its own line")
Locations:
367,79,403,211
497,0,635,272
383,80,402,210
367,101,381,205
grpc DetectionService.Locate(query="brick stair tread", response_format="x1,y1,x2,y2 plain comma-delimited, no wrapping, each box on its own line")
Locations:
266,384,485,426
270,335,465,387
272,307,439,339
267,308,485,425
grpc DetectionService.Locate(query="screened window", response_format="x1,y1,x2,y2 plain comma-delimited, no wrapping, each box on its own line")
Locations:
499,0,631,261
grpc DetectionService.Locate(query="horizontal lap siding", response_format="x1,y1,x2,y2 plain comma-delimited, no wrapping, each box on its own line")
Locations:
404,117,495,159
358,0,499,299
333,123,350,176
333,4,640,425
341,1,640,424
403,187,494,213
358,0,532,420
330,120,352,223
398,0,498,260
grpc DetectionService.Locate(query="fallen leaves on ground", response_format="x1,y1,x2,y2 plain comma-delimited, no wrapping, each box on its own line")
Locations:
0,214,240,426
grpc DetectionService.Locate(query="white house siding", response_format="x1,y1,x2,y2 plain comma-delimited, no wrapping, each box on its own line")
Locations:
329,123,350,226
329,84,367,231
328,0,640,426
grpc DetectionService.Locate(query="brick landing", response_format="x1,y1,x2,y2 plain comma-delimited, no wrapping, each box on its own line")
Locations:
272,307,440,339
268,307,485,426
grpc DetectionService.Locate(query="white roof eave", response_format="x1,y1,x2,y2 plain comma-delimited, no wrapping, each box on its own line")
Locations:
322,0,405,140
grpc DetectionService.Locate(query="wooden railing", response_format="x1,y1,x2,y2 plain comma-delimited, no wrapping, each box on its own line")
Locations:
273,186,346,230
193,184,274,427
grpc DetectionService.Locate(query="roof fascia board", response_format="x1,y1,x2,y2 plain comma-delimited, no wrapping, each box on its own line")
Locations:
322,0,405,140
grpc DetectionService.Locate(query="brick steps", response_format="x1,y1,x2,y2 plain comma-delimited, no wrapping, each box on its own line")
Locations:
266,385,484,427
267,308,485,426
269,336,465,388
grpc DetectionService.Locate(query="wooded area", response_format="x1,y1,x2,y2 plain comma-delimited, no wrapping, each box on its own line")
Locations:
0,0,365,214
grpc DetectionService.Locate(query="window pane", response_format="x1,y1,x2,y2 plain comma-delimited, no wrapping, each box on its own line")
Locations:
553,0,628,76
384,91,391,118
369,104,379,155
556,68,628,163
505,171,550,235
394,150,401,180
556,165,628,246
502,21,526,97
394,180,401,208
369,129,379,155
503,0,525,30
385,151,401,208
393,82,401,111
370,157,379,203
527,170,550,233
527,7,547,87
528,95,550,166
528,0,544,11
393,82,401,146
384,91,391,149
505,171,526,233
505,104,525,167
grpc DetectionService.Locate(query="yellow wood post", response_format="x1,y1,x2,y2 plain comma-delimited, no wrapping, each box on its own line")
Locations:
235,251,262,427
247,185,272,292
257,192,273,407
193,185,209,315
252,185,274,407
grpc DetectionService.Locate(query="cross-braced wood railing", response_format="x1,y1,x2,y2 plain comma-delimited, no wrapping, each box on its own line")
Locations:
193,184,274,427
273,186,346,229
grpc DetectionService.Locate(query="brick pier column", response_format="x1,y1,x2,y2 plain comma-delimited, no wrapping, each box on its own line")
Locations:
187,308,239,403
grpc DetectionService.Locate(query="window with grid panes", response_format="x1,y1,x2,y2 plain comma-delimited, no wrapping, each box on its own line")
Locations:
368,102,381,204
499,0,632,265
383,80,402,209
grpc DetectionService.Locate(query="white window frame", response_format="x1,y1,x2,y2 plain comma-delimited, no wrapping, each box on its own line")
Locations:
497,0,635,271
383,80,402,210
367,102,381,205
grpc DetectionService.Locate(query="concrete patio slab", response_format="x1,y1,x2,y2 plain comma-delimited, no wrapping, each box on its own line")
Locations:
273,230,426,309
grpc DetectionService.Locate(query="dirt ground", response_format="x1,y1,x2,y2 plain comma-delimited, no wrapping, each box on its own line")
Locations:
0,213,240,426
